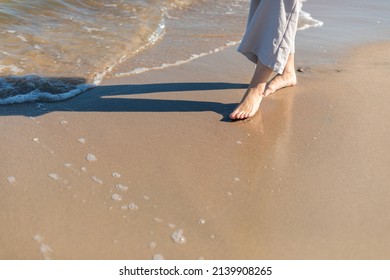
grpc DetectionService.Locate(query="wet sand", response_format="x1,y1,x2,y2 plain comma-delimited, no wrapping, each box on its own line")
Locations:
1,42,390,260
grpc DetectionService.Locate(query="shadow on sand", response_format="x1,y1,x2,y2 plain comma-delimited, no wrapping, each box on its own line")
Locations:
0,81,248,121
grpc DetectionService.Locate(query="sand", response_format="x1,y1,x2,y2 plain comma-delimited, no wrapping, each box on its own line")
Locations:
1,41,390,260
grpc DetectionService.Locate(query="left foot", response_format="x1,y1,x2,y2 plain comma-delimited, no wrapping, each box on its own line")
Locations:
263,71,297,97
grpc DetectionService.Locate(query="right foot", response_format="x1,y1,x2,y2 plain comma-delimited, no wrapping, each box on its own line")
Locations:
263,71,297,97
229,86,264,120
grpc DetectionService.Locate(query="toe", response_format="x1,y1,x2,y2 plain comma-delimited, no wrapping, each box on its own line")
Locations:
229,110,238,120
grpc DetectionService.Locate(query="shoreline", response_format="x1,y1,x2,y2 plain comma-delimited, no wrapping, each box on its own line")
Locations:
1,40,390,259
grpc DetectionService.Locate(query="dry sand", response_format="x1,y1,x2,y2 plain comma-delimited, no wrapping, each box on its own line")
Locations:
1,42,390,260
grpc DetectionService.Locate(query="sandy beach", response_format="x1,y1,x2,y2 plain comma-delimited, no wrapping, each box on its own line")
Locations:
1,38,390,259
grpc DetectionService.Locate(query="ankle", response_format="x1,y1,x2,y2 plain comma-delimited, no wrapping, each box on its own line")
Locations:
282,68,296,76
248,82,267,92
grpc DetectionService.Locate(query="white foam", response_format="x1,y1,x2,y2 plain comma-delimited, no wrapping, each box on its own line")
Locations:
171,229,186,244
16,34,28,42
116,184,128,191
112,172,121,178
128,203,139,210
112,193,123,201
7,176,16,183
86,153,97,162
83,26,106,33
0,65,23,74
92,10,167,85
33,234,53,260
48,173,60,181
92,176,103,185
298,10,324,31
0,79,94,105
153,254,164,260
114,41,239,77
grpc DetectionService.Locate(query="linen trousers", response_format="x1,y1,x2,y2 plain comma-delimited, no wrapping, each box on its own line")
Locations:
237,0,301,74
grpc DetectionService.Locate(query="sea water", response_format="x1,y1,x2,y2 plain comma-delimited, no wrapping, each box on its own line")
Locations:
0,0,323,105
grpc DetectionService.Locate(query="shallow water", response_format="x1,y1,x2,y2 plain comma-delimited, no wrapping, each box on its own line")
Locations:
0,0,322,104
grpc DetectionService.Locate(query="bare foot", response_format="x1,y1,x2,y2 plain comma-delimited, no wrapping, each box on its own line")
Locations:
263,71,297,97
229,86,264,120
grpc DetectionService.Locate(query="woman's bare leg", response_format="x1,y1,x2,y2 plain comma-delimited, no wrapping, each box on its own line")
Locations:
263,54,297,97
229,61,273,120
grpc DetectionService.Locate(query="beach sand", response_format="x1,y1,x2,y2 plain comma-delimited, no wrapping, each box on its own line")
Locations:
1,41,390,260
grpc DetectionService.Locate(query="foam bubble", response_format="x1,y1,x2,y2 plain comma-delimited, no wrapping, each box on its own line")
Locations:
7,176,16,183
128,203,139,210
112,193,122,201
39,244,53,256
0,76,94,105
86,153,97,162
92,176,103,185
198,218,206,225
149,242,157,249
114,41,239,77
33,234,53,260
153,254,164,260
112,172,121,178
0,64,23,74
78,137,86,144
48,173,60,181
298,10,324,31
171,229,186,244
115,184,128,191
33,234,43,242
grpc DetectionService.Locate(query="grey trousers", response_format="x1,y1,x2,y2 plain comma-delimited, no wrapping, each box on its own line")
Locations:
237,0,301,74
